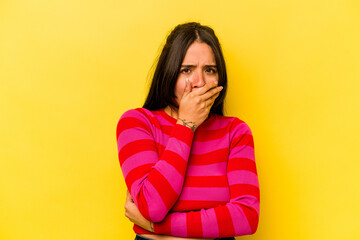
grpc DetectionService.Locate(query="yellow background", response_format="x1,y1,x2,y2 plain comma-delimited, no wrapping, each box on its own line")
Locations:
1,0,359,239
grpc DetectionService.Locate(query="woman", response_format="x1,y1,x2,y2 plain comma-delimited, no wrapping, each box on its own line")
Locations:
116,22,260,240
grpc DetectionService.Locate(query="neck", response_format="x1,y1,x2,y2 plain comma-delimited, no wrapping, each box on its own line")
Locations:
164,105,179,119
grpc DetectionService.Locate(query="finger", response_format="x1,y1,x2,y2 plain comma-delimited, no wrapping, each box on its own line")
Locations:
126,194,131,203
126,190,134,202
201,86,223,101
181,78,192,101
183,77,192,95
194,80,218,96
205,92,220,108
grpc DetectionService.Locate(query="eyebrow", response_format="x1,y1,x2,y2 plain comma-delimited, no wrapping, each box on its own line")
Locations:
181,65,217,68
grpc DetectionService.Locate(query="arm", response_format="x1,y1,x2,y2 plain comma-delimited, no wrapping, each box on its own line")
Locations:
124,190,216,240
152,119,260,238
117,108,194,222
117,81,222,223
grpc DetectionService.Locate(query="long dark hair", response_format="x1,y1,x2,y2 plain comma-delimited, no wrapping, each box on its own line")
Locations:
143,22,227,116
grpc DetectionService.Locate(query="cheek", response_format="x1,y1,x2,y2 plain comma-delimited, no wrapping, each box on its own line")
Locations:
205,74,219,83
174,79,185,99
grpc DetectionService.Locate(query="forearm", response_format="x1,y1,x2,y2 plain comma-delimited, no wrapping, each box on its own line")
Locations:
125,194,215,240
152,201,259,238
141,233,215,240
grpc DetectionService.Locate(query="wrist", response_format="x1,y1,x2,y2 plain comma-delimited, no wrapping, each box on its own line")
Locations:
176,118,197,132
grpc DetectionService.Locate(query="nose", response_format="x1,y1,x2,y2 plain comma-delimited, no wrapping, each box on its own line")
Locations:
191,70,205,88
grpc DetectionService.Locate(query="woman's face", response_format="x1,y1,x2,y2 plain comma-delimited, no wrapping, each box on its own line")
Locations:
173,41,219,105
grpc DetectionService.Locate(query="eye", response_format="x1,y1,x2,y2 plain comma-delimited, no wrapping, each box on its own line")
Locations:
180,68,191,74
205,68,217,74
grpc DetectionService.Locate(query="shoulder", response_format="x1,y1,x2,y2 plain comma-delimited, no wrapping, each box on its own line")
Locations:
119,108,155,121
116,108,155,137
212,115,254,145
213,115,255,150
213,115,253,135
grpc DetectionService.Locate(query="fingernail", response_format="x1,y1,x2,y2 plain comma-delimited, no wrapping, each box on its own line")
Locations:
219,86,223,90
215,81,218,85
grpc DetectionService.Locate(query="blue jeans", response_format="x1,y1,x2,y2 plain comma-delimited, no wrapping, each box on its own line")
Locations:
135,234,155,240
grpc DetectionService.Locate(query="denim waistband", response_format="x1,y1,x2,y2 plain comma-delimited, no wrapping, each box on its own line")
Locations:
135,234,155,240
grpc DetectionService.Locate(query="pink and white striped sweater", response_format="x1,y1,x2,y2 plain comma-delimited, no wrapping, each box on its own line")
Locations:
116,108,260,238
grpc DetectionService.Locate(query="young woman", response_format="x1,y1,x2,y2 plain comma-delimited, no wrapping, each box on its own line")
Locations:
116,22,260,240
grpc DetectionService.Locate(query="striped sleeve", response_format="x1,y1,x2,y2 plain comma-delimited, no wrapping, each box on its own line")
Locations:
153,118,260,238
116,108,194,222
